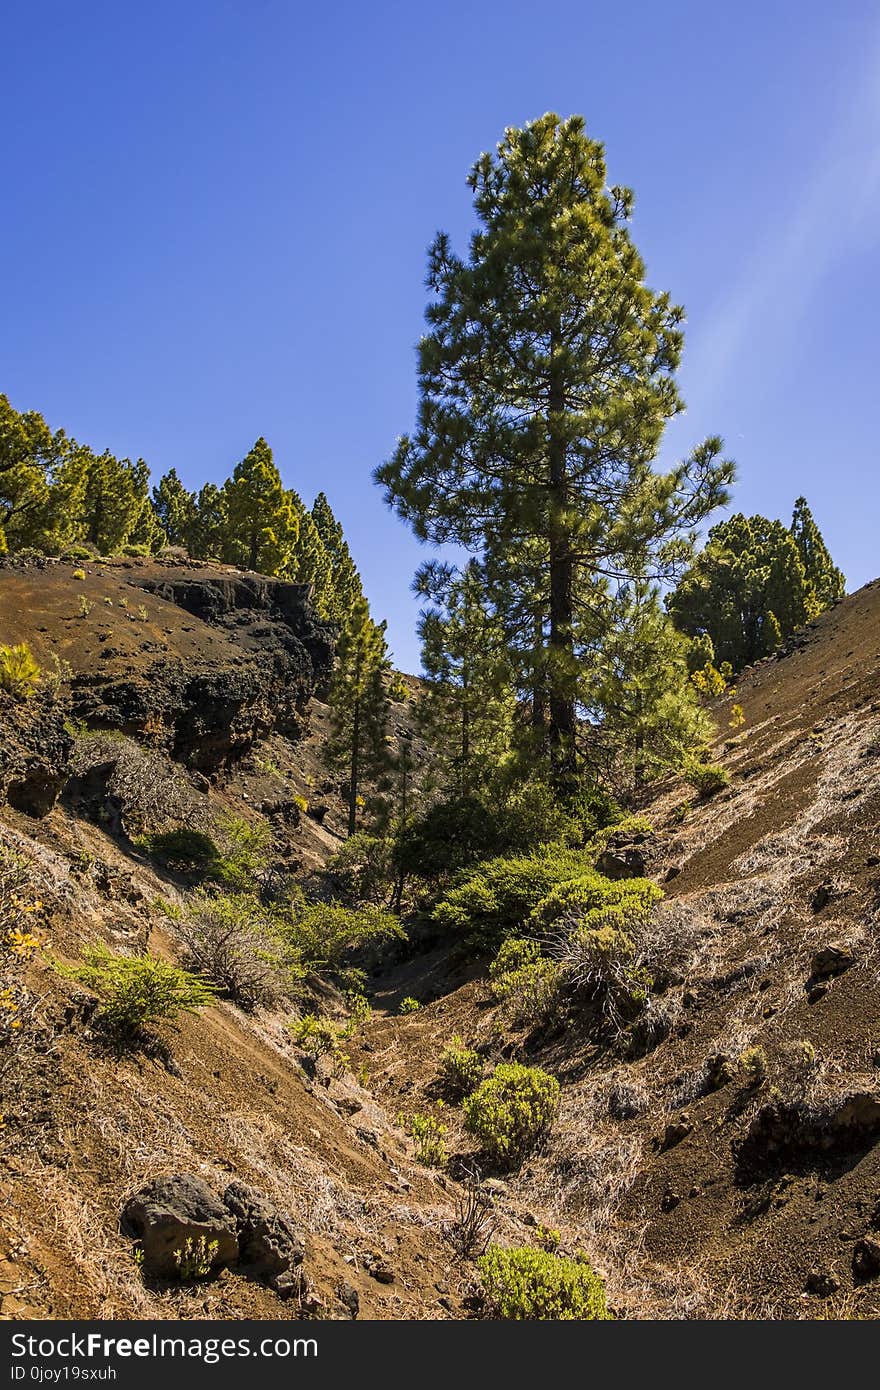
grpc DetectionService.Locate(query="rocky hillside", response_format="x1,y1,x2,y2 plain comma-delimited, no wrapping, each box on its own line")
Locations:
2,559,880,1320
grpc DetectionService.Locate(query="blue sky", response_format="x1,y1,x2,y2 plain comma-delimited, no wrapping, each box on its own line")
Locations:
2,2,878,671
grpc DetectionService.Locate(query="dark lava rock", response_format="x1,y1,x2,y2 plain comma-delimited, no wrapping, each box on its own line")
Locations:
0,690,73,817
223,1181,304,1282
809,945,856,980
805,1269,840,1297
121,1174,239,1279
337,1282,360,1318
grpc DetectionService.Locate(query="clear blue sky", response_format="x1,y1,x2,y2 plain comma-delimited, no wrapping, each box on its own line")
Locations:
2,2,878,671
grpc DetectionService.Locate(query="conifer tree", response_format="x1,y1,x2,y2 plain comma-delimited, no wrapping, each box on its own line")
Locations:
286,491,334,615
0,394,56,553
590,582,710,789
326,596,391,835
376,114,733,787
189,483,227,559
668,513,811,671
152,469,197,549
47,445,158,554
220,438,299,573
790,497,845,612
415,559,514,791
311,491,365,624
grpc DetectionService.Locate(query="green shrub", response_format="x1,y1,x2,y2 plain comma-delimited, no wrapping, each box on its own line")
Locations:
122,543,151,557
136,827,220,874
289,1012,347,1061
208,813,272,890
684,760,729,796
327,832,396,906
396,778,604,883
399,1110,447,1167
60,946,216,1038
439,1036,484,1100
530,872,662,932
432,847,593,947
489,939,563,1028
478,1245,609,1320
463,1063,560,1166
0,642,41,700
282,901,404,971
60,545,98,562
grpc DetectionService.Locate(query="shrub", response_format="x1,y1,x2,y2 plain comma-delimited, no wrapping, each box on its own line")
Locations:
489,939,563,1029
432,847,593,947
439,1036,484,1100
69,733,196,835
463,1063,560,1166
739,1045,769,1085
0,642,41,700
399,995,420,1014
60,545,98,562
72,568,86,581
550,916,652,1037
282,901,404,972
327,832,396,906
399,1110,447,1167
177,891,294,1009
0,847,41,1069
530,872,662,932
208,813,273,891
60,946,216,1038
477,1245,609,1320
122,543,151,557
684,760,729,796
289,1012,347,1061
77,595,93,617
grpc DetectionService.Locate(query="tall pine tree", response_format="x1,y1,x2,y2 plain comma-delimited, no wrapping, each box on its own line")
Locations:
326,596,391,836
152,469,197,548
220,438,300,573
311,491,365,625
790,497,845,612
376,114,733,787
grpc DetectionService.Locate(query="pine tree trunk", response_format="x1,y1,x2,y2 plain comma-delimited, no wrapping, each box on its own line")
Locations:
348,692,360,837
249,531,259,570
547,342,576,789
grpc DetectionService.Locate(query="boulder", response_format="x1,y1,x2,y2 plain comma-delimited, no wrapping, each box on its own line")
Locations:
223,1181,304,1281
121,1173,239,1279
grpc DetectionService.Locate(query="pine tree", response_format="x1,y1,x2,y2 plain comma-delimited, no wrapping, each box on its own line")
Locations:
326,595,391,836
590,582,711,790
220,438,299,573
0,394,56,553
286,491,334,615
46,445,158,554
668,512,812,671
415,559,514,792
152,469,197,549
189,483,227,559
311,491,365,624
375,114,733,787
790,497,845,613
